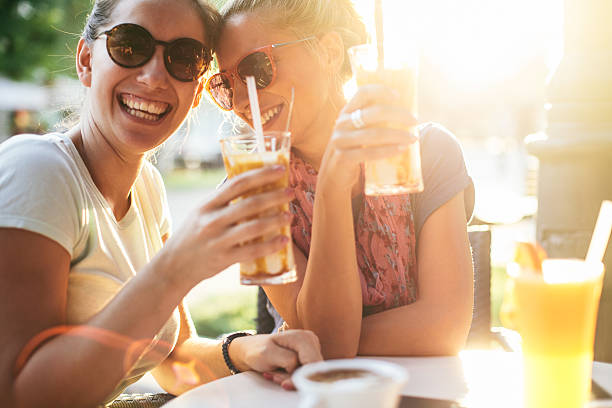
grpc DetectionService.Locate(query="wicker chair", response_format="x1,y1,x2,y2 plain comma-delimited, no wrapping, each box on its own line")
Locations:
256,225,519,351
105,392,175,408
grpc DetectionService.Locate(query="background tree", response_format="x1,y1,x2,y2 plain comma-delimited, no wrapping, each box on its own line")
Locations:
0,0,91,82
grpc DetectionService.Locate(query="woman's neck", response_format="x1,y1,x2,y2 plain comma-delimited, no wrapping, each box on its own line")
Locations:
293,91,345,171
68,119,145,221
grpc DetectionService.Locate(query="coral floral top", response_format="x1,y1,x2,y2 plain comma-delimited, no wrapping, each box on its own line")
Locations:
289,153,418,317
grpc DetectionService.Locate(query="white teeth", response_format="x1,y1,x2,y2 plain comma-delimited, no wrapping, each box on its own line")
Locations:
128,108,159,121
254,106,280,126
120,94,169,116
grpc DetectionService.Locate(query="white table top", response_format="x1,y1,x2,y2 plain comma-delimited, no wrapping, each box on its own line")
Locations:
165,350,612,408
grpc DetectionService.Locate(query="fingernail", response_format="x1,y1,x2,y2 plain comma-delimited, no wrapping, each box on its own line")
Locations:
263,372,273,380
283,212,291,220
285,187,294,196
281,236,289,244
273,165,286,171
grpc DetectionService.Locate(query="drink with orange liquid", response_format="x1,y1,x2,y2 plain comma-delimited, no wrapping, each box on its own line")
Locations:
510,259,604,408
220,131,296,285
348,44,423,195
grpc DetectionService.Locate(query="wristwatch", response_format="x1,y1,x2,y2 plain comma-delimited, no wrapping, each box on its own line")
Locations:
222,331,252,375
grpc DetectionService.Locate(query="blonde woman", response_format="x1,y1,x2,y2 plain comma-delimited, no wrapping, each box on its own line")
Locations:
207,0,475,360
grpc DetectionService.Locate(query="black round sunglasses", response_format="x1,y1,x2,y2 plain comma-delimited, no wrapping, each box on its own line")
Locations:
95,23,212,82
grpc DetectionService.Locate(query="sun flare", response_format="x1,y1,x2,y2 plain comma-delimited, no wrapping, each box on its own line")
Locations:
351,0,563,86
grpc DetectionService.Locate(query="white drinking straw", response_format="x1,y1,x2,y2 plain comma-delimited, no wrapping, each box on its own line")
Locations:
586,200,612,263
246,76,265,153
284,87,295,133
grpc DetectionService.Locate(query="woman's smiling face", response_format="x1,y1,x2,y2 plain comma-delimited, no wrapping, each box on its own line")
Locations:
81,0,208,155
214,12,337,151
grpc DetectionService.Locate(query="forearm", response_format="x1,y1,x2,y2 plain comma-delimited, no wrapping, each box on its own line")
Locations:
358,295,472,356
153,336,229,395
12,254,189,408
296,187,362,358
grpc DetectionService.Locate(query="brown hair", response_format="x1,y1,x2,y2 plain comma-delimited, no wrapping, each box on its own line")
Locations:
219,0,367,81
83,0,221,51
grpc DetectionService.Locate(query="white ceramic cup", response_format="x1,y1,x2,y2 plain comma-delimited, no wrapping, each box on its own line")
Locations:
292,359,409,408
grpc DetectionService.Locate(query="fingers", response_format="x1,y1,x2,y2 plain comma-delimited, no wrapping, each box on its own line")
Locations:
226,235,289,264
205,165,287,209
336,104,417,132
212,187,293,228
263,371,295,390
222,211,290,244
332,127,416,150
262,343,300,373
271,330,323,369
334,143,411,163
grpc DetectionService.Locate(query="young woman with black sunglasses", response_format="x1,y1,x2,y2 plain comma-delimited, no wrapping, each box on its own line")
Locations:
0,0,322,406
211,0,476,360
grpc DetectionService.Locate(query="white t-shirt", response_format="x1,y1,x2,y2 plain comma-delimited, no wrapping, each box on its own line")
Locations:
0,133,180,403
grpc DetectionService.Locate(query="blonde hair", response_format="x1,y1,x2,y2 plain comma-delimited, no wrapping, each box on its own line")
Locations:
219,0,368,82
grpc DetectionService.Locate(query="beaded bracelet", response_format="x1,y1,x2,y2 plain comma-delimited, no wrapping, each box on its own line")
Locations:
222,332,252,375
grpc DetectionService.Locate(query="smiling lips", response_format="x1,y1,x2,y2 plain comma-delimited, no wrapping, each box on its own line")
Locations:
119,93,171,122
245,105,282,127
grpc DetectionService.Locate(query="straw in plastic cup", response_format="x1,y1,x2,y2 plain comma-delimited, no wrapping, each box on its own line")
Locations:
245,75,265,153
374,0,385,71
586,200,612,263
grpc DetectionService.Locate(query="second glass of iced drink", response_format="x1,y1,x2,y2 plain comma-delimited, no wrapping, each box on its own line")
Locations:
348,44,423,195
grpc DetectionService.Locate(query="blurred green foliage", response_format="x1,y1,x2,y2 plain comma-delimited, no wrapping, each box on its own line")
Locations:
0,0,230,83
491,264,507,327
163,167,226,191
0,0,90,82
189,289,257,338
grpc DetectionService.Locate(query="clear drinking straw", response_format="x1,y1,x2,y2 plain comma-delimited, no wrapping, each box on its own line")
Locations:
586,200,612,263
374,0,385,71
246,76,265,153
285,87,295,133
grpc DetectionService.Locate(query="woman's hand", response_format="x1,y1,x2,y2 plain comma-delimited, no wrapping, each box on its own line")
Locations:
230,330,322,390
159,165,294,290
318,84,418,193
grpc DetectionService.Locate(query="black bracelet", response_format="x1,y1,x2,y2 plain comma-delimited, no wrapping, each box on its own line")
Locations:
222,332,252,375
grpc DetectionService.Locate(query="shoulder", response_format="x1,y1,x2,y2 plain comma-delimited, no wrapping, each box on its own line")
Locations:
419,122,465,159
0,133,78,178
136,160,171,232
0,134,87,256
417,122,469,178
410,123,474,236
139,160,166,194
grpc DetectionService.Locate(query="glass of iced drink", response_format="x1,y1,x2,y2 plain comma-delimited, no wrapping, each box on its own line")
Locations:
348,44,423,195
219,131,297,285
509,259,605,408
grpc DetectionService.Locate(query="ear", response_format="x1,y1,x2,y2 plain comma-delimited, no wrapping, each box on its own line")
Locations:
76,38,93,88
318,31,344,75
192,79,205,109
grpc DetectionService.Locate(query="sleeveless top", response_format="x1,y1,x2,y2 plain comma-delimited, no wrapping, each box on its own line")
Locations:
289,154,418,316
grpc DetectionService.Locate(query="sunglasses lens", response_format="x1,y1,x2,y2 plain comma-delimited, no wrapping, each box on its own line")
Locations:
166,38,208,82
208,74,234,110
106,24,154,67
237,52,274,89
